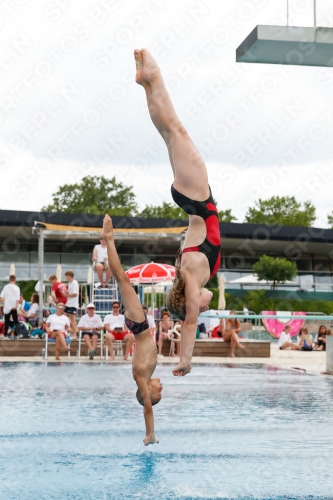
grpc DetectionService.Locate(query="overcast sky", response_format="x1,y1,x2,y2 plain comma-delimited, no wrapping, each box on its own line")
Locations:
1,0,333,226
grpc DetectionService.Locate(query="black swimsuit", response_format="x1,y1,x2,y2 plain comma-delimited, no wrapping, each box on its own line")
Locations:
124,314,149,335
171,185,221,280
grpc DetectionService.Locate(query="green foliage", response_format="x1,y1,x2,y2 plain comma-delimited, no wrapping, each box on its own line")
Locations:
245,196,316,226
226,290,333,315
137,202,186,219
206,274,218,289
206,288,219,310
138,202,236,222
328,211,333,228
17,280,37,301
224,292,248,312
42,175,137,215
218,209,236,223
209,289,333,315
253,255,298,289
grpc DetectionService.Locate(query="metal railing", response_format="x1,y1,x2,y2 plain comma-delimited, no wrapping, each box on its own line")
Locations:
200,312,333,336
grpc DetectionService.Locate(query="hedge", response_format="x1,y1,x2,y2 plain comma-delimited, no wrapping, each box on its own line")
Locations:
207,288,333,315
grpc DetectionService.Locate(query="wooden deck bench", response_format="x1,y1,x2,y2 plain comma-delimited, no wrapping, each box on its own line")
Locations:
0,339,107,357
0,338,270,358
161,339,270,358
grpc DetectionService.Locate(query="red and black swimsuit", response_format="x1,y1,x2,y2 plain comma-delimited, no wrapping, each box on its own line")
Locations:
171,185,221,280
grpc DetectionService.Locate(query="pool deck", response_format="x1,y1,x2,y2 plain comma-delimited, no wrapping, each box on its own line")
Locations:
0,345,328,375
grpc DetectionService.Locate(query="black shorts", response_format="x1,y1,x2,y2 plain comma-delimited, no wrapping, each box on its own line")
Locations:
82,331,100,338
64,307,77,315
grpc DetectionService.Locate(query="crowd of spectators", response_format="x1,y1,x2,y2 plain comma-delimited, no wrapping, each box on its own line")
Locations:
278,324,332,352
1,273,332,360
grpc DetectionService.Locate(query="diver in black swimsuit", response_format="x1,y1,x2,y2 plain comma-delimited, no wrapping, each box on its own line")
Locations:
134,49,221,377
101,215,163,446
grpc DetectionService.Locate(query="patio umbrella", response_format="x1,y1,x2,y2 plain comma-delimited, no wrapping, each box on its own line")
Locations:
218,274,226,310
125,262,175,283
56,264,62,281
87,266,93,285
9,263,15,276
125,262,175,312
143,280,174,294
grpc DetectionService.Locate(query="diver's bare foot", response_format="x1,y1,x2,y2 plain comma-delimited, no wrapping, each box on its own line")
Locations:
101,214,114,241
134,48,160,85
134,49,145,85
172,362,192,376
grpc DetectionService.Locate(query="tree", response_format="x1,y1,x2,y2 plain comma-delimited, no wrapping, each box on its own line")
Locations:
138,202,236,222
328,211,333,228
252,255,298,290
218,209,236,223
137,202,186,219
42,176,137,215
244,196,316,226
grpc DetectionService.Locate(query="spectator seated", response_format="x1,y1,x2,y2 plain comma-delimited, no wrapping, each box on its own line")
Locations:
77,303,104,360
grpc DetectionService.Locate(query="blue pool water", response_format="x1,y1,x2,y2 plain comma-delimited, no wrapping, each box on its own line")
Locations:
0,362,332,500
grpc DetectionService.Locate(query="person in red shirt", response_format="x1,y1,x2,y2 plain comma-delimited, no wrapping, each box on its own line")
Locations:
48,274,68,305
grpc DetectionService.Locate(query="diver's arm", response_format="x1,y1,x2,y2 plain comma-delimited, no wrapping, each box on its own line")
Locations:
136,376,159,446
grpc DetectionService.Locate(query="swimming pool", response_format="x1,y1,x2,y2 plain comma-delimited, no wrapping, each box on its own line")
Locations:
0,362,332,500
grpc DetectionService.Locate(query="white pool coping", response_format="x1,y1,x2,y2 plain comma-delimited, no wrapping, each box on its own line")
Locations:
0,345,328,375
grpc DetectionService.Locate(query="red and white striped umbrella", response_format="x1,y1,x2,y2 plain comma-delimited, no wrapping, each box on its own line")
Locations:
125,262,175,283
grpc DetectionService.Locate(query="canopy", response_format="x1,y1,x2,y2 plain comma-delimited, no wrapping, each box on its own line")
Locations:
228,274,296,285
125,262,175,283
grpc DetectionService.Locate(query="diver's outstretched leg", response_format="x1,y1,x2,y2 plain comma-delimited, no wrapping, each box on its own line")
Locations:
134,48,209,201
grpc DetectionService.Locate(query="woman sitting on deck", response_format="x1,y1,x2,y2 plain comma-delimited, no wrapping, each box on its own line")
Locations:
18,293,40,328
223,311,245,358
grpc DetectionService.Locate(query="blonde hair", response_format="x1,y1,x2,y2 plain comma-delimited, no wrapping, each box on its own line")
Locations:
166,254,186,320
136,389,160,407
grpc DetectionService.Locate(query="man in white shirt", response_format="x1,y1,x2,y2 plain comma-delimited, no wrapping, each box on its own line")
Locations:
242,304,249,322
78,303,104,360
278,325,298,350
142,305,156,329
104,301,134,361
92,235,112,288
64,270,79,339
45,302,71,360
0,275,20,337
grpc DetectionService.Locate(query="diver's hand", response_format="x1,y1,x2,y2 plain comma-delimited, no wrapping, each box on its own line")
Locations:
143,434,159,446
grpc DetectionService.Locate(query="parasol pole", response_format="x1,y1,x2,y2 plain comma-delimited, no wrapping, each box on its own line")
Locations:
151,272,157,315
218,273,226,310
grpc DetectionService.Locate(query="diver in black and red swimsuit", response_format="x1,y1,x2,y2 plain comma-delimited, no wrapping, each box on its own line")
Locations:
171,185,221,280
134,49,221,377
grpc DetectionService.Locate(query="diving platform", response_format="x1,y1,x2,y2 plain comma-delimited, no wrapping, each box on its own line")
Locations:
236,25,333,67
